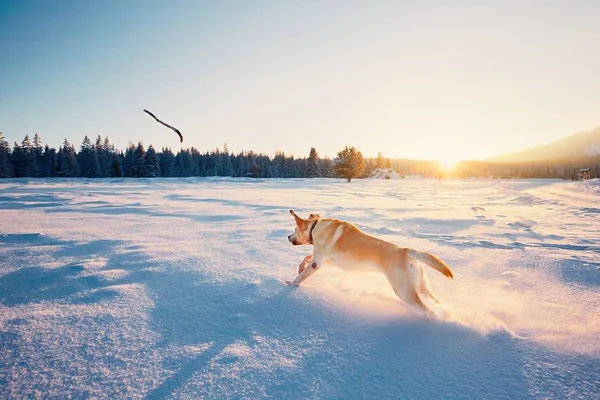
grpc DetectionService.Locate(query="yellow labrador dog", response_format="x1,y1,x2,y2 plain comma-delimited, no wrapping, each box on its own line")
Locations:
286,210,453,316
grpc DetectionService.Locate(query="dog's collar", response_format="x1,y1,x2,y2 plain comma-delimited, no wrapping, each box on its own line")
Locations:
308,220,318,245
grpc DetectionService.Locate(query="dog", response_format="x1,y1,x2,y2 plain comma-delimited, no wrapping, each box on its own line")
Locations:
286,210,453,316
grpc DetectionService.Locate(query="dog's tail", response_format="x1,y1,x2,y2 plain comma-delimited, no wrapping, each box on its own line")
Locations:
406,248,453,279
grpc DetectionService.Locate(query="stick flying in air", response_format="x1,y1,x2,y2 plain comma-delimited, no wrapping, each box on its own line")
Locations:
143,109,183,143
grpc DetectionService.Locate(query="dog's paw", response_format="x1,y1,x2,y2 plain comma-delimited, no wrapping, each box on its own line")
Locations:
284,280,299,286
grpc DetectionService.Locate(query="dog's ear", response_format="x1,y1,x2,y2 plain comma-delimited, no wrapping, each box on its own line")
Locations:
289,210,304,226
309,213,320,220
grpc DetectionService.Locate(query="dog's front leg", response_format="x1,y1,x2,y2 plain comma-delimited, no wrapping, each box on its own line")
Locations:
298,255,313,275
286,255,321,286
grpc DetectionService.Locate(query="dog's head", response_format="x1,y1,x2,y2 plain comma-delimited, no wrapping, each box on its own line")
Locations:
288,210,320,246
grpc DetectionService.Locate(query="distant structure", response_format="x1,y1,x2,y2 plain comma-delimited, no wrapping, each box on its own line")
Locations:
579,168,591,180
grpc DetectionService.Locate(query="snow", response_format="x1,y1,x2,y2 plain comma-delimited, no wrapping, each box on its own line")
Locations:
568,178,600,196
1,177,599,399
368,168,402,179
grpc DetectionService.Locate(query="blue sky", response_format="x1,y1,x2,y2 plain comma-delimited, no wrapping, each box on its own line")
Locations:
1,0,599,162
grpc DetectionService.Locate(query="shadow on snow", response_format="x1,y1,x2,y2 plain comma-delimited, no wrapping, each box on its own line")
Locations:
0,233,537,399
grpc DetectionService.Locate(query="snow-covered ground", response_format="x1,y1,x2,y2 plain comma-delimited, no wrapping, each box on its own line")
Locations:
1,177,599,399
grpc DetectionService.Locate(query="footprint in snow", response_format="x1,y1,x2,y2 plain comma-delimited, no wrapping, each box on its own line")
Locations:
508,221,532,229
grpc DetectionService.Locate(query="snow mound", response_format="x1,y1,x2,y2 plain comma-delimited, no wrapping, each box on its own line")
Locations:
565,178,600,196
573,178,600,195
368,168,402,179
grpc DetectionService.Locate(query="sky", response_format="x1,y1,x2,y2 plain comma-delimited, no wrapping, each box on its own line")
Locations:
1,0,599,163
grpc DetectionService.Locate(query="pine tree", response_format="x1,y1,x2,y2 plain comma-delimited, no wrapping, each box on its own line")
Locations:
31,133,43,177
122,143,136,177
259,154,272,178
110,153,123,177
94,135,109,177
67,140,80,177
234,152,246,177
285,155,301,177
251,161,260,178
17,134,33,177
220,143,234,176
11,139,30,177
175,148,192,177
190,147,202,176
272,151,286,178
21,134,31,149
58,138,80,177
78,135,100,178
334,146,365,182
159,147,176,177
132,142,147,177
305,147,321,178
0,132,13,178
101,137,114,177
41,144,57,177
319,156,334,178
144,145,160,177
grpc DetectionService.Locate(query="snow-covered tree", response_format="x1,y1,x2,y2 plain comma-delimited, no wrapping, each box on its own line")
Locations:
271,151,287,178
305,147,321,178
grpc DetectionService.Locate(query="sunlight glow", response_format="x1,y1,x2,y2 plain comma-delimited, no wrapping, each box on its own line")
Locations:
438,157,459,170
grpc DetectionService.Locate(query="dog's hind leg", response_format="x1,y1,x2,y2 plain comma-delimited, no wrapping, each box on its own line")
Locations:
408,292,435,318
384,267,434,317
419,266,441,304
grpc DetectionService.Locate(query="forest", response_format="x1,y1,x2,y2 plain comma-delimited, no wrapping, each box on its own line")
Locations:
0,132,598,180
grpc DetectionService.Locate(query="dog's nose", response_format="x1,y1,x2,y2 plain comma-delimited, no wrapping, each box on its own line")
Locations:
287,235,292,241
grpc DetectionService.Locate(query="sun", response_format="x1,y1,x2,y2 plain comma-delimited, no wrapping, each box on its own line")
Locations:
438,157,459,170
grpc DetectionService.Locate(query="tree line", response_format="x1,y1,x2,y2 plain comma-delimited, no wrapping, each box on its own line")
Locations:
0,132,376,180
1,131,597,180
